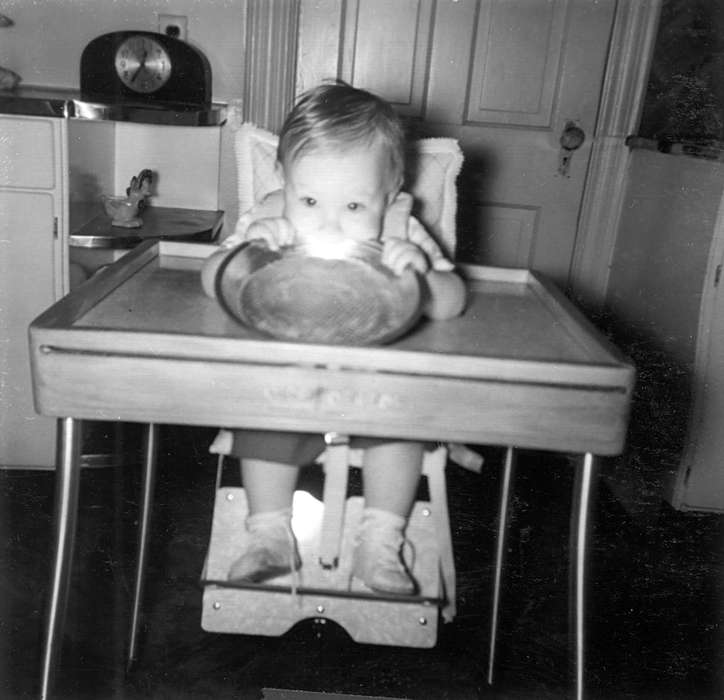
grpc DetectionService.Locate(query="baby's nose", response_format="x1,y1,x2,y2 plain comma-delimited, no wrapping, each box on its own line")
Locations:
319,216,342,235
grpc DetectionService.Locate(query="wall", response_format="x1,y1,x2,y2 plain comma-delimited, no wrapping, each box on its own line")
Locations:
0,0,248,228
638,0,724,146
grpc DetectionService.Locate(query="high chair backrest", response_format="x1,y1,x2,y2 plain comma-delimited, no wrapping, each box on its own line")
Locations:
231,122,463,259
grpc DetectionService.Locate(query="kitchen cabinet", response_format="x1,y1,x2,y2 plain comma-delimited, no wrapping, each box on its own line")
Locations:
0,114,68,468
668,172,724,512
0,90,226,470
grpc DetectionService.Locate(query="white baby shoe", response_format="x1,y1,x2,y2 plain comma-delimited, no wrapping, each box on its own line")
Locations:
227,508,301,583
351,507,417,595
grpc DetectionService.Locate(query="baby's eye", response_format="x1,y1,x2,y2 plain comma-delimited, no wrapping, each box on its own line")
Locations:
302,197,317,207
347,202,362,211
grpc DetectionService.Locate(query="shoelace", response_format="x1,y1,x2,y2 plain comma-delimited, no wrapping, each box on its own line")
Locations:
246,509,301,602
283,519,301,605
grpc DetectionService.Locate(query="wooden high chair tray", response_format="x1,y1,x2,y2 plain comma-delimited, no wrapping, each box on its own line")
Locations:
30,239,634,455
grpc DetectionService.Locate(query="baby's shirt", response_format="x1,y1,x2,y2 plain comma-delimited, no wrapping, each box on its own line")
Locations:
220,190,454,272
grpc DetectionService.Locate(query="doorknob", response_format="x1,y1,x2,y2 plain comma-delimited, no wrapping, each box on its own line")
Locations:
558,121,585,176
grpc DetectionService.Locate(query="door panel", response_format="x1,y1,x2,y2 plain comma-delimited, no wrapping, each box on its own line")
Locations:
341,0,434,117
0,117,56,188
474,203,538,268
467,0,566,127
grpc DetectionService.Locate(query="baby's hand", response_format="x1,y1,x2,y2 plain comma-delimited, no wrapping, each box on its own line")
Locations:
382,238,430,276
245,217,297,250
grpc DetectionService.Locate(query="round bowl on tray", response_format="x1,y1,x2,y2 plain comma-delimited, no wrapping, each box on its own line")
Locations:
214,238,423,345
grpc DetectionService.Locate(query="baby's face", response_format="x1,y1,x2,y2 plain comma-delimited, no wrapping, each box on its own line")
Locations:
282,142,394,244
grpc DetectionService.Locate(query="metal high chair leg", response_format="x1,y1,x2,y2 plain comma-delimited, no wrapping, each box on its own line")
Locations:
487,446,516,686
41,417,82,700
127,423,159,669
570,453,598,700
485,449,598,700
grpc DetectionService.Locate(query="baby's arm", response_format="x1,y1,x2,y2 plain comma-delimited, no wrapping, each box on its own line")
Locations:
245,216,297,250
201,190,295,299
200,216,296,298
383,239,465,320
421,268,467,320
381,194,467,320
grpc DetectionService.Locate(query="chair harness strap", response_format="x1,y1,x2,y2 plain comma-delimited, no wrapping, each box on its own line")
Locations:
424,446,456,621
319,433,350,568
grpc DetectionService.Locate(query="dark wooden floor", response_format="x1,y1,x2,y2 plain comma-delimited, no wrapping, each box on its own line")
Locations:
2,417,723,700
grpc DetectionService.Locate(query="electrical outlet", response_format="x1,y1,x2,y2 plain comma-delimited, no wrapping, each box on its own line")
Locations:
158,14,187,41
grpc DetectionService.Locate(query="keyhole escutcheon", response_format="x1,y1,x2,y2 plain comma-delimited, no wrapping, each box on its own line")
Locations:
558,121,586,177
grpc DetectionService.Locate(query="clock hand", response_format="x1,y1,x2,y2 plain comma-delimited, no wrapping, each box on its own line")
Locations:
130,49,147,83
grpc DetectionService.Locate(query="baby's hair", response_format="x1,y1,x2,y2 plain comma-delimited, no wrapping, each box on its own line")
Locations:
278,82,406,191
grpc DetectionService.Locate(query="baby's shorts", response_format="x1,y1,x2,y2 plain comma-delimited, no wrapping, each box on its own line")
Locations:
230,429,433,465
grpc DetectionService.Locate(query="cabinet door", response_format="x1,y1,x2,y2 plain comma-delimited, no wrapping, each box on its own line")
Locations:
0,191,59,468
0,111,68,469
0,116,58,189
672,203,724,512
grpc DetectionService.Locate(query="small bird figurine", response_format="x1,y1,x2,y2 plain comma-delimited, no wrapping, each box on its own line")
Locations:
103,169,154,228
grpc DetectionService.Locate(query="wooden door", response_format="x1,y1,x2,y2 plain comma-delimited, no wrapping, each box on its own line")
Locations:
298,0,616,289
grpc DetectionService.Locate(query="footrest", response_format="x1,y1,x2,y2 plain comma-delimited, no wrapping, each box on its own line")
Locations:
201,488,444,647
202,586,439,647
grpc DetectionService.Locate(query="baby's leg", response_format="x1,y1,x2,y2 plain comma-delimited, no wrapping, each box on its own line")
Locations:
362,441,423,517
227,429,325,583
354,441,424,594
242,457,298,514
228,457,301,583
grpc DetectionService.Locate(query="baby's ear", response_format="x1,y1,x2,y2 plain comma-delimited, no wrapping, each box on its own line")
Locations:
274,160,285,185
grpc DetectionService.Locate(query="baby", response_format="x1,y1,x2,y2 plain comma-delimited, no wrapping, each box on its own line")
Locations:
201,82,466,595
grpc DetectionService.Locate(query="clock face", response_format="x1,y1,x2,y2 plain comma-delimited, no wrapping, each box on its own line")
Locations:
114,35,171,94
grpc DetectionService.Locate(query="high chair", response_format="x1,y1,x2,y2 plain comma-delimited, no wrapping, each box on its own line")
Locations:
126,124,489,657
34,218,632,700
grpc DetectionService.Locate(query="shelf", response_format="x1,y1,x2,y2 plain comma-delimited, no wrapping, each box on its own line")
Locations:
69,203,223,249
71,98,227,127
0,86,226,126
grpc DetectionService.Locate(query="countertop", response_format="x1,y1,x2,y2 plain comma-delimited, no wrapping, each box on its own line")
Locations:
69,201,224,248
0,85,226,126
